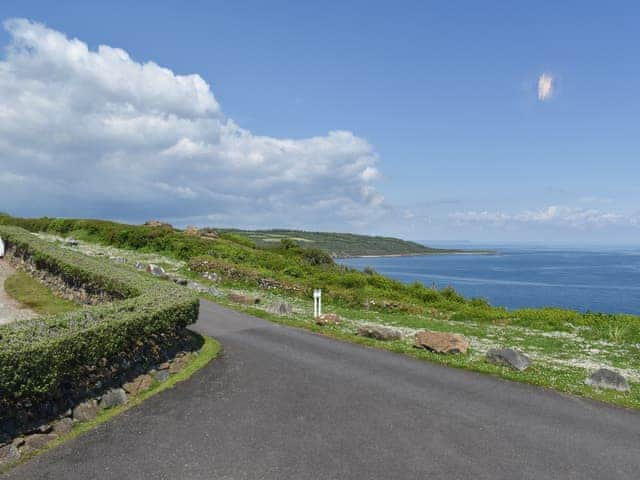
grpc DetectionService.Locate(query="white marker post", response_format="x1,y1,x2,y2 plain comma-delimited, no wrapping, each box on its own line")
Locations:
0,237,4,258
313,289,322,318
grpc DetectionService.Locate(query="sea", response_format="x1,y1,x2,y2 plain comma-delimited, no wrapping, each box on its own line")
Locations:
338,245,640,315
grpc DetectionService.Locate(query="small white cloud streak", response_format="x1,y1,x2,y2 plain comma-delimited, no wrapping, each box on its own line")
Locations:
538,73,553,101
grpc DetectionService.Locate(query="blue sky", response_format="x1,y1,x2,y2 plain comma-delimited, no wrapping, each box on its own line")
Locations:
0,1,638,244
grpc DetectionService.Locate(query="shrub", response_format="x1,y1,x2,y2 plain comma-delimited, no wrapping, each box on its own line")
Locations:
219,232,255,248
0,225,199,410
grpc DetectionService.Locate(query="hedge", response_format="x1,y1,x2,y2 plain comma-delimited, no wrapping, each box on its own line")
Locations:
0,225,199,406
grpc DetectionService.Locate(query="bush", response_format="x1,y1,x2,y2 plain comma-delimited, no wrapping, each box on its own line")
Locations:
0,225,199,409
219,232,255,248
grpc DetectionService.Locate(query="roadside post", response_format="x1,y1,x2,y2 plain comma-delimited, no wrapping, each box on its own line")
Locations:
313,289,322,318
0,236,4,258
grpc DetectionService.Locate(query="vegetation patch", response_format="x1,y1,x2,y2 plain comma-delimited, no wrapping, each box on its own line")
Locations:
4,271,80,315
0,224,199,435
0,335,220,474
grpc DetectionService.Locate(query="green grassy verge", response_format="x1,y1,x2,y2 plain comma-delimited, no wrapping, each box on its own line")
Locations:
205,291,640,411
0,335,220,474
4,271,80,315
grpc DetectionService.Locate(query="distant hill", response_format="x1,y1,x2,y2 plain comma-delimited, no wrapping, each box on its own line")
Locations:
217,229,466,258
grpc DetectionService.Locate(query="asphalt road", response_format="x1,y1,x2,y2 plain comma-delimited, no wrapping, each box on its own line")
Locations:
6,300,640,479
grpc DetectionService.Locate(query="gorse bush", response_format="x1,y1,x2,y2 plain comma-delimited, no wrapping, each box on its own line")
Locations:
0,224,199,408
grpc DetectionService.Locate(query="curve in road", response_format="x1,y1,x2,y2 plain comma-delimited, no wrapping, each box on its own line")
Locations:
5,300,640,479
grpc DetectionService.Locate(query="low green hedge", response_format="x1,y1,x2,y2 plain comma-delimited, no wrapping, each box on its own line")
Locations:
0,225,199,406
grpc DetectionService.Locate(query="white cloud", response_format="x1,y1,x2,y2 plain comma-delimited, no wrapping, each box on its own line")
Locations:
450,206,638,229
0,19,385,228
537,73,553,101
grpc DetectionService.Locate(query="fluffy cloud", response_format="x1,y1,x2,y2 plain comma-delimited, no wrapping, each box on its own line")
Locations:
537,73,553,101
0,19,384,228
450,206,639,229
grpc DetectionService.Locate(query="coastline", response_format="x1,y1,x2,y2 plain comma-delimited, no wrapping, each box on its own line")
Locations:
339,250,495,259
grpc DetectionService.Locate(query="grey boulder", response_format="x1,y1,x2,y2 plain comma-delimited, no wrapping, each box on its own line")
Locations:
585,368,630,392
146,264,167,278
0,444,20,464
357,325,402,341
99,388,128,409
486,348,532,371
72,399,100,422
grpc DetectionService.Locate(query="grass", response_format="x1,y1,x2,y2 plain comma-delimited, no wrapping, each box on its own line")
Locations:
0,334,220,474
2,214,639,410
4,271,80,314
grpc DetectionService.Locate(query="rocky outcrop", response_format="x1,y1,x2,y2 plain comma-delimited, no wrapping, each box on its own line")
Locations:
585,369,629,392
486,348,532,371
413,331,470,354
357,325,402,341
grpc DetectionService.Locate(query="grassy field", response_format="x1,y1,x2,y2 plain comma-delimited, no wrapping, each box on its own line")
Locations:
1,214,638,409
4,271,80,314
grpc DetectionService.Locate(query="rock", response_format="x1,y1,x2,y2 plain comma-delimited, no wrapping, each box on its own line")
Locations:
169,354,191,374
0,444,20,464
146,264,167,278
152,369,170,383
134,261,146,270
208,286,224,297
123,374,155,396
99,388,128,409
65,237,79,247
269,301,293,315
228,293,260,305
316,313,341,326
200,231,219,240
184,225,200,236
486,348,532,371
187,281,208,293
23,433,58,450
168,274,188,286
52,418,74,436
585,368,630,392
414,331,470,354
202,271,219,282
357,325,402,341
110,256,127,264
73,399,100,422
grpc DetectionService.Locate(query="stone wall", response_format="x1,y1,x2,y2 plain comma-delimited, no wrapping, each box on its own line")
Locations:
3,242,118,305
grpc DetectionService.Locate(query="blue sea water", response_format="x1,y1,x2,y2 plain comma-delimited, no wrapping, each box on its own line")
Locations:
338,246,640,315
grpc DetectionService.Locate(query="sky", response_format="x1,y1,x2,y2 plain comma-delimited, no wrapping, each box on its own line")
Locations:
0,1,638,245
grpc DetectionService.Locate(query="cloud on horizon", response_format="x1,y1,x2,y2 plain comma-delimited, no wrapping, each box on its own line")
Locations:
0,19,386,229
450,206,640,229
